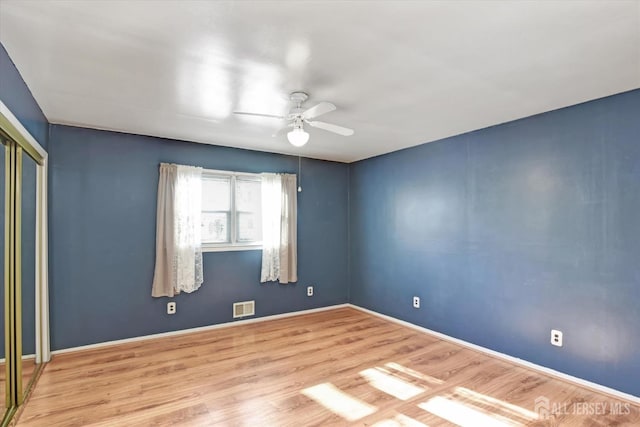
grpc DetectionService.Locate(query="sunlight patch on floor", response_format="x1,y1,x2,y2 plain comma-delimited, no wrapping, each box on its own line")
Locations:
360,367,425,400
454,387,539,421
301,383,377,421
419,396,523,427
385,362,444,385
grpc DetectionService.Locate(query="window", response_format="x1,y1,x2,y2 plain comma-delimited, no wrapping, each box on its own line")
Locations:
201,170,262,251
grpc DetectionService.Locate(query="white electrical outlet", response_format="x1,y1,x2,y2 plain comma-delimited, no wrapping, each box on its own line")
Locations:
167,302,176,315
413,296,420,309
307,286,314,297
551,329,563,347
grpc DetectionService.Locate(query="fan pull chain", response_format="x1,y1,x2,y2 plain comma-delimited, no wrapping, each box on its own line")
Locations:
298,156,302,192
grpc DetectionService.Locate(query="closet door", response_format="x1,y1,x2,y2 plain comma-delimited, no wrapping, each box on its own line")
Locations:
0,104,49,425
19,149,38,403
1,138,19,423
1,140,6,415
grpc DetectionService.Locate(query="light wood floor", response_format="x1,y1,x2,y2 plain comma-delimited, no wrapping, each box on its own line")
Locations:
16,308,640,426
1,358,38,411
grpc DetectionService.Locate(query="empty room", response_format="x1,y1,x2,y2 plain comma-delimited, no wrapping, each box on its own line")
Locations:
0,0,638,426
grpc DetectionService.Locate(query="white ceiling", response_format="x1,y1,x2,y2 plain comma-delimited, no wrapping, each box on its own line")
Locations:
1,1,638,163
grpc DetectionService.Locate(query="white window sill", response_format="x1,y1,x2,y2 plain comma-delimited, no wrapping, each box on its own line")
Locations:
202,245,262,253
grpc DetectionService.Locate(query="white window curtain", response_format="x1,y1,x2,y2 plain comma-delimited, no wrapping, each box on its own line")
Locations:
260,173,298,284
152,163,204,297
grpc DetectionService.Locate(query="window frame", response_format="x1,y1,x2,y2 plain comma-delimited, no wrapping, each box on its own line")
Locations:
201,168,262,252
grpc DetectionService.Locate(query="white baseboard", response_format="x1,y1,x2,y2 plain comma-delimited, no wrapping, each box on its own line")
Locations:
348,304,640,404
52,303,349,356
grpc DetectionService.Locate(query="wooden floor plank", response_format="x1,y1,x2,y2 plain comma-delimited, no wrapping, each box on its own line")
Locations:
16,307,640,426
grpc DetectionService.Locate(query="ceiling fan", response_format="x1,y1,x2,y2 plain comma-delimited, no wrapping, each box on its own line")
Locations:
233,92,354,147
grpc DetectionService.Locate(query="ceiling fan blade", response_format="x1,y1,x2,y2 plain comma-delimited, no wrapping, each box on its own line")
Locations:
302,102,336,119
306,120,354,136
233,112,286,120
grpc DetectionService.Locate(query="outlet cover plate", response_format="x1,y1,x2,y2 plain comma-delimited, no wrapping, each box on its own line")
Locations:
413,296,420,309
167,302,176,315
307,286,314,297
551,329,563,347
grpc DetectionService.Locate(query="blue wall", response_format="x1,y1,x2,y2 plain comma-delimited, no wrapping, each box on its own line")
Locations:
0,42,49,356
349,89,640,397
0,43,48,150
48,125,349,350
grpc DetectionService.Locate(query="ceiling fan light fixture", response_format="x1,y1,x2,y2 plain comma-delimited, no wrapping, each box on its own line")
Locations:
235,91,353,145
287,127,309,147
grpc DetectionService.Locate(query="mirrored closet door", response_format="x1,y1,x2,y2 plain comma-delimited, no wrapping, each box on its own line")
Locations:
20,148,39,403
0,104,49,426
1,138,6,417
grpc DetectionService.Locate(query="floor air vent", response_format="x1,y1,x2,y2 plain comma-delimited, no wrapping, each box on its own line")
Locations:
233,300,255,318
